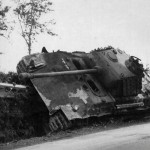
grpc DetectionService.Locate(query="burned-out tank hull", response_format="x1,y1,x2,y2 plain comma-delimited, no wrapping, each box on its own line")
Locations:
17,47,148,131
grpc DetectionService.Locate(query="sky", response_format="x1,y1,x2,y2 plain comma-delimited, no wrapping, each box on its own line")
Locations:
0,0,150,72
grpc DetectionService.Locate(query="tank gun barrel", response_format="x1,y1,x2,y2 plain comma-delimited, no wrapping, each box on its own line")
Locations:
20,67,102,79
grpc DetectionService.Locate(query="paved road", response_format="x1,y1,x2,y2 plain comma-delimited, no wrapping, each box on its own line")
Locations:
16,123,150,150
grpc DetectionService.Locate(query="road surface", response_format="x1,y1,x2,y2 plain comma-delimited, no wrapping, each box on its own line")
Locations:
16,123,150,150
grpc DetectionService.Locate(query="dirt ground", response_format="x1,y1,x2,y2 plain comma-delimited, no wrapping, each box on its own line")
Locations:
1,110,150,150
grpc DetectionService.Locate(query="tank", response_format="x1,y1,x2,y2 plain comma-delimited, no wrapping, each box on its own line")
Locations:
17,46,147,131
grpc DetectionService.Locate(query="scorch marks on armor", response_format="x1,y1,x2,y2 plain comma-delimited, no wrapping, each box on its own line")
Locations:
68,88,88,104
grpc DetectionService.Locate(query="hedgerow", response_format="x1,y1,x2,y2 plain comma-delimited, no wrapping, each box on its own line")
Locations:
0,72,49,143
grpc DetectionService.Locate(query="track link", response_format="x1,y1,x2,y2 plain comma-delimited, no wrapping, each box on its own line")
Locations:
49,110,72,132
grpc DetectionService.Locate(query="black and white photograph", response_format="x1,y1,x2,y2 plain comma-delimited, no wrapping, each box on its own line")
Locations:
0,0,150,149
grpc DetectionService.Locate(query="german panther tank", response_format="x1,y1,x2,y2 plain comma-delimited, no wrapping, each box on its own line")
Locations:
17,46,147,131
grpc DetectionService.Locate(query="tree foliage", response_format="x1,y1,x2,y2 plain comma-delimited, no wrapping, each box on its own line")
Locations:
0,1,9,37
14,0,56,55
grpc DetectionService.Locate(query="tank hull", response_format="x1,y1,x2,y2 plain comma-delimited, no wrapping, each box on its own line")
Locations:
17,47,148,131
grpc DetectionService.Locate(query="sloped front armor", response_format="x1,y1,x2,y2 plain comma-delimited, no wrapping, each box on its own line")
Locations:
17,51,115,120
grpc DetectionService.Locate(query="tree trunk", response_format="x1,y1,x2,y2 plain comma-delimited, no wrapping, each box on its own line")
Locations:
28,43,31,55
28,33,32,55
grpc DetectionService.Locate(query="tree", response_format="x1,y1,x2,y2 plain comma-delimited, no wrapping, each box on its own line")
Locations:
0,1,9,37
14,0,56,55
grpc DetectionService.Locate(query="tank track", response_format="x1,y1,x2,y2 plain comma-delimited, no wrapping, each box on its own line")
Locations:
49,107,150,132
49,110,72,132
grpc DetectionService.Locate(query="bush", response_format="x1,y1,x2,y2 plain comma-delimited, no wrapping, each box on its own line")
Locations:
0,72,49,143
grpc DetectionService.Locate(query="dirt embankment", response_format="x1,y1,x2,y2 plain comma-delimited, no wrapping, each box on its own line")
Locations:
1,109,150,150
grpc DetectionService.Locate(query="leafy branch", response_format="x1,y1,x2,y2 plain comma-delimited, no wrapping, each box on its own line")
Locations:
14,0,56,54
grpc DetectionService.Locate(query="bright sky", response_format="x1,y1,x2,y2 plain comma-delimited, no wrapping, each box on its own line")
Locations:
0,0,150,72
